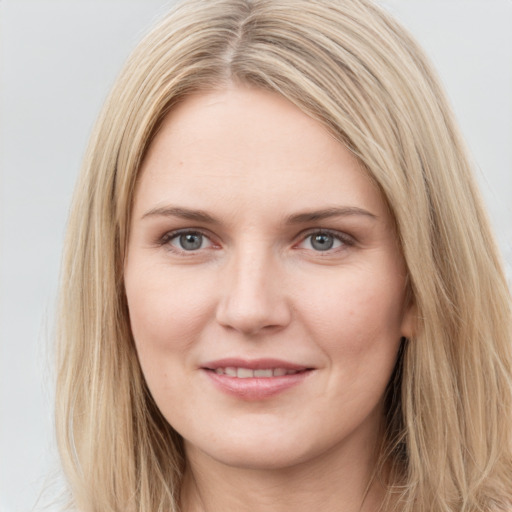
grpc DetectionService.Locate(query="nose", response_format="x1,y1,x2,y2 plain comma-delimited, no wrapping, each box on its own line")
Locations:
215,246,292,336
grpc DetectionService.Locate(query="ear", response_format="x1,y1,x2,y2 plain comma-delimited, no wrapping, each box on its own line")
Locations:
400,293,417,340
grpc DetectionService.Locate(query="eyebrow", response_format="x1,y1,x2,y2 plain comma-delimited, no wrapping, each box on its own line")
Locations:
142,206,217,223
141,205,377,224
285,207,377,224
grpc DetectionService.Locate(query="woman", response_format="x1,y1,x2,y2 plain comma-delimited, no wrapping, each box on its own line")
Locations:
55,0,512,511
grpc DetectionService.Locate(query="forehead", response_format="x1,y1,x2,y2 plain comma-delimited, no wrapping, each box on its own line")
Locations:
134,86,388,222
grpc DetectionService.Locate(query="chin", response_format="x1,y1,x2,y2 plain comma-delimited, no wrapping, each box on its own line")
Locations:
184,424,354,473
194,442,313,471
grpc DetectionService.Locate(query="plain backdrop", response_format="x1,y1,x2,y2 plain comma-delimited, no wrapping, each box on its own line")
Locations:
1,1,511,510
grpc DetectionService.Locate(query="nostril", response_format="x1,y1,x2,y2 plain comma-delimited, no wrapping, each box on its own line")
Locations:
216,301,291,336
214,261,292,335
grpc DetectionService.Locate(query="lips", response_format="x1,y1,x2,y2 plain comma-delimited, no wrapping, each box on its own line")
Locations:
212,367,301,378
201,358,313,400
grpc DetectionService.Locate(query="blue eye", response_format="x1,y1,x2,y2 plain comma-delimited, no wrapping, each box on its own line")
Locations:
298,231,346,252
310,233,335,251
169,231,212,251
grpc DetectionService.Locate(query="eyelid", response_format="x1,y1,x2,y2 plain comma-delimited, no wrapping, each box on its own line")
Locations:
159,228,220,253
294,228,355,250
156,227,355,254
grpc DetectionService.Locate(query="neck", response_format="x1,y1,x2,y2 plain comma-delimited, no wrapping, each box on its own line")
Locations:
180,436,389,512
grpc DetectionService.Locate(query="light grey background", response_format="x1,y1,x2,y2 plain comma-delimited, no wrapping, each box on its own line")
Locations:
1,1,511,511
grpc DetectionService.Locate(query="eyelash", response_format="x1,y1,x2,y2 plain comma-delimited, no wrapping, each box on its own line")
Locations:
158,228,355,255
158,229,218,254
296,229,355,252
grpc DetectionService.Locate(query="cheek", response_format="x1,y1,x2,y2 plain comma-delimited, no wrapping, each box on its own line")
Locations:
296,266,406,358
124,265,219,416
124,264,216,366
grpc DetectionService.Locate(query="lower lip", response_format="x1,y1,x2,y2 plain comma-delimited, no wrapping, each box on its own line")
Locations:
203,370,312,400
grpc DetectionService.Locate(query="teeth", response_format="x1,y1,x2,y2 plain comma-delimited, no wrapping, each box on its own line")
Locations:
254,369,273,377
237,368,253,378
212,367,301,377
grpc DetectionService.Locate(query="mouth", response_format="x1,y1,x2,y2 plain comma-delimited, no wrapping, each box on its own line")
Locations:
201,358,312,376
200,358,314,400
207,367,306,378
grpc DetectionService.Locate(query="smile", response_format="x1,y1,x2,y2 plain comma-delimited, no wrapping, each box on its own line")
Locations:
201,359,313,400
212,367,302,378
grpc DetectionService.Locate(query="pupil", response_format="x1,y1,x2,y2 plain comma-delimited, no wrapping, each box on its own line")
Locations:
180,233,202,250
311,234,333,251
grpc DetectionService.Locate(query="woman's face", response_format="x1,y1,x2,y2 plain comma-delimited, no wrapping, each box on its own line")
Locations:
124,87,414,471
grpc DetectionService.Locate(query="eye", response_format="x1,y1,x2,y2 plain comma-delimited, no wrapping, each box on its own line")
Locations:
297,231,349,252
166,231,213,251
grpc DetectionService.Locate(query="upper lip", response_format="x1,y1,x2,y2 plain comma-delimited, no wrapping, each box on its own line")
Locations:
201,358,311,371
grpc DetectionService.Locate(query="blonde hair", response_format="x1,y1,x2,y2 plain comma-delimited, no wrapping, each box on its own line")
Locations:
55,0,512,511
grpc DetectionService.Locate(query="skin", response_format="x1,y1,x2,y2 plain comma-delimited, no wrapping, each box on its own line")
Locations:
124,86,414,512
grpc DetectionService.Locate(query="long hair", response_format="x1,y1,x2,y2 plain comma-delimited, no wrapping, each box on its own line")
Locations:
55,1,512,510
